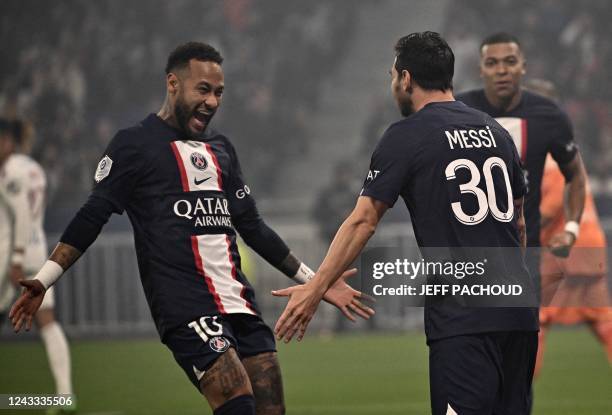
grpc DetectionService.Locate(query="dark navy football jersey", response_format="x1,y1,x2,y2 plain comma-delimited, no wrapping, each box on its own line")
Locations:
361,101,538,340
457,89,578,246
92,114,259,340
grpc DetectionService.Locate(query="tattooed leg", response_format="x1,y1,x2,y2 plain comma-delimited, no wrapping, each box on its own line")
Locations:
199,348,253,410
242,352,285,415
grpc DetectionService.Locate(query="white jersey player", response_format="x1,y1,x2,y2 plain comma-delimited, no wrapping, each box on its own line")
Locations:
2,153,49,283
0,119,75,412
0,190,15,315
0,120,18,318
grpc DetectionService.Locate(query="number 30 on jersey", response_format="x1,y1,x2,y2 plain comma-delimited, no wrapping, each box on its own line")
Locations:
445,156,514,225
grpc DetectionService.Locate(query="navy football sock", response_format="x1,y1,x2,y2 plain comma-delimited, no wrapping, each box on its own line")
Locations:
213,394,255,415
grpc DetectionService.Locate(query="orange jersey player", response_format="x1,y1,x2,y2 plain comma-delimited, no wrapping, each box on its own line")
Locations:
536,155,612,376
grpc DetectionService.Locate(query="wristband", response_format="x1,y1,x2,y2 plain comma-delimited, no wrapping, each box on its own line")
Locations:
292,262,315,284
35,261,64,290
11,251,24,266
564,221,580,239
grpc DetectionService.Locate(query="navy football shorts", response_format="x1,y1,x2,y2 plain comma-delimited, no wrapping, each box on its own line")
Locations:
166,313,276,390
429,331,537,415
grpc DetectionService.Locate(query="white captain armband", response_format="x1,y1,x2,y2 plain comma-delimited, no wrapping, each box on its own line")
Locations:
35,261,65,290
291,262,315,284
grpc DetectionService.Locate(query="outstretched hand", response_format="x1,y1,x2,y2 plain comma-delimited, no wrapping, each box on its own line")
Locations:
272,268,374,343
9,279,46,332
322,268,375,322
272,282,324,344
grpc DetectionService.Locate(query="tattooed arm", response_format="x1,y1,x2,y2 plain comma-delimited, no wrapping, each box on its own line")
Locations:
49,242,83,269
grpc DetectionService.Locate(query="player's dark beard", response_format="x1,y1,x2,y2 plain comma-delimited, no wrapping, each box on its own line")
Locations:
399,97,415,117
174,98,196,138
398,86,415,117
399,101,414,117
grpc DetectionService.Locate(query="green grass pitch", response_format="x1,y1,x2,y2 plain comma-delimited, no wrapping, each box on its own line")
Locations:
0,328,610,414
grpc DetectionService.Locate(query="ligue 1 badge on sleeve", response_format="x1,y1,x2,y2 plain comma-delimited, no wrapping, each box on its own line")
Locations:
95,155,113,183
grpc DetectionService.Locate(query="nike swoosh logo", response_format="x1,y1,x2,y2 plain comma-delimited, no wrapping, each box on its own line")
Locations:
194,177,211,185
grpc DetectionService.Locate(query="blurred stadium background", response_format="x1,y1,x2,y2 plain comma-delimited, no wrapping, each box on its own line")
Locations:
1,0,611,413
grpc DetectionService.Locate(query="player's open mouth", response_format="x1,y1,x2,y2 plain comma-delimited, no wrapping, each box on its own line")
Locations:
192,111,212,131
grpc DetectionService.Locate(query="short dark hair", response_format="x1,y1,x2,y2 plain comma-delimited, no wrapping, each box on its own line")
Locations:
165,42,223,74
394,31,454,92
480,32,522,53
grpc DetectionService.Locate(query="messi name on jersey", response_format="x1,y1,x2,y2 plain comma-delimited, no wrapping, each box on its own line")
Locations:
445,126,497,150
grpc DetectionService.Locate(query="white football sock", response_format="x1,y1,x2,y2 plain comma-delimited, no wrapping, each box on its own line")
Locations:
40,321,73,395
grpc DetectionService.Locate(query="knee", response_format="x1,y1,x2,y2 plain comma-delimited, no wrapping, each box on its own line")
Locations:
200,348,254,410
203,377,253,410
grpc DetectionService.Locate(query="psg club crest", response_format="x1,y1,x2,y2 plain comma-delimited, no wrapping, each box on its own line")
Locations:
209,336,230,353
190,152,208,170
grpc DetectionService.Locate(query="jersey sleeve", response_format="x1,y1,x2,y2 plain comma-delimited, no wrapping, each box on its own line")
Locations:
360,125,412,207
549,110,578,166
224,139,257,217
91,130,145,213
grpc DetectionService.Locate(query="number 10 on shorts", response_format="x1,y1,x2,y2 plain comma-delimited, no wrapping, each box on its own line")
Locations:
188,316,223,342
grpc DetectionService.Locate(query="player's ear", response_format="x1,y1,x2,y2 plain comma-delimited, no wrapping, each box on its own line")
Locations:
167,73,179,95
401,70,411,92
